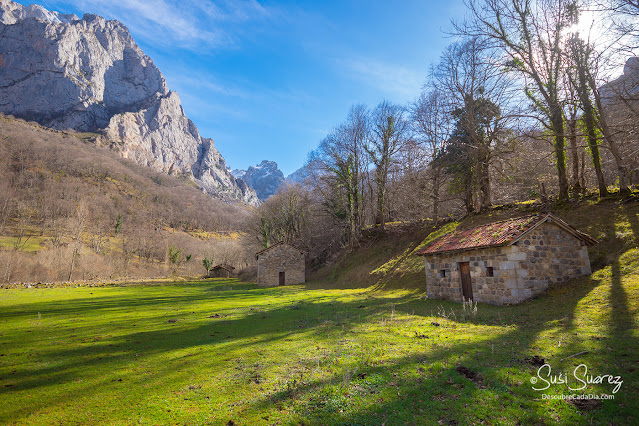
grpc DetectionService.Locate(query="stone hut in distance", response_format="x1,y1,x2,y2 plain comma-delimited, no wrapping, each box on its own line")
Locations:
417,213,597,305
255,242,306,287
209,264,235,278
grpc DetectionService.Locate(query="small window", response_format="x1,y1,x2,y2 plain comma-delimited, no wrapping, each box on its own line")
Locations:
440,269,446,278
486,266,494,277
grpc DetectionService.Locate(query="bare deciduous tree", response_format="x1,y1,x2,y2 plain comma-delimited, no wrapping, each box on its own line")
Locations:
431,37,516,212
252,185,312,249
366,101,411,232
308,105,369,246
457,0,579,199
412,89,451,219
67,201,89,281
567,34,609,196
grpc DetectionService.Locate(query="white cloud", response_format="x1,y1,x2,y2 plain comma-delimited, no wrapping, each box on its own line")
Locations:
198,0,270,23
41,0,274,49
162,65,316,106
169,73,253,99
337,57,423,101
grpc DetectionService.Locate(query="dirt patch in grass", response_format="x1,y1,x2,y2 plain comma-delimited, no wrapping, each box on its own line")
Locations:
456,365,484,387
523,355,545,367
565,397,602,411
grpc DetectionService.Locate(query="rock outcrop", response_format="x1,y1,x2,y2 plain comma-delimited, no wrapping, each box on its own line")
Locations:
600,57,639,104
0,0,258,206
0,0,77,25
599,57,639,184
285,165,311,185
233,160,285,201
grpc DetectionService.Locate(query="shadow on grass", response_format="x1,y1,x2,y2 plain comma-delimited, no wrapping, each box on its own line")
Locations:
0,292,401,394
609,260,635,351
244,301,589,424
253,273,637,424
0,279,260,320
599,217,637,357
606,255,638,418
622,203,639,247
1,270,637,424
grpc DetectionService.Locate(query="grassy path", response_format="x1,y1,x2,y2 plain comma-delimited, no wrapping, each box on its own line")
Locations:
0,255,638,425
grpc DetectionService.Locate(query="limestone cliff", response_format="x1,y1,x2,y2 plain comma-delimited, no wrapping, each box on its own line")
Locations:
600,57,639,104
0,0,258,206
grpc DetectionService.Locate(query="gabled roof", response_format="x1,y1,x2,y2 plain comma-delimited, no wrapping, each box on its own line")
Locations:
212,264,235,271
255,241,306,259
417,213,597,256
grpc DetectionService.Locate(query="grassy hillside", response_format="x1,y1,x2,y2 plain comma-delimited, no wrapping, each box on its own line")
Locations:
0,116,257,284
313,191,639,292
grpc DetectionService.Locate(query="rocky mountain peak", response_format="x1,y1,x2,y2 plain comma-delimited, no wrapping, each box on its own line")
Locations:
233,160,286,201
0,0,258,206
285,165,311,185
250,160,282,178
623,56,639,75
0,0,78,25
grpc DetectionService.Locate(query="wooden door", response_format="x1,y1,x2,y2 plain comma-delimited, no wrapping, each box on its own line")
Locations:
459,262,473,301
279,271,285,286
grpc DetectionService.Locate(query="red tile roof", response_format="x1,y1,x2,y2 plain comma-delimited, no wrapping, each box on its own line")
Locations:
417,213,596,256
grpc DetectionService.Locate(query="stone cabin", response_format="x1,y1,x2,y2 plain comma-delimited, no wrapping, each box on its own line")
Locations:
416,213,597,305
209,264,235,278
255,242,306,287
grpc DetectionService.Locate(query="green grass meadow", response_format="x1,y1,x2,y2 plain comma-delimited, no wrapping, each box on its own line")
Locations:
1,250,638,425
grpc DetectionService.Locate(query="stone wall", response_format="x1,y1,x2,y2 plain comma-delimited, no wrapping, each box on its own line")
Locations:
209,269,231,278
257,244,305,287
422,222,592,305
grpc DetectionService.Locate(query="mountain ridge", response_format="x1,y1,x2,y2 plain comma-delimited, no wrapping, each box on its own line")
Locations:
230,160,310,201
0,0,259,206
233,160,285,201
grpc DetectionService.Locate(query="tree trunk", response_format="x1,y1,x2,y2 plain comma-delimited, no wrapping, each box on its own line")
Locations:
68,246,78,281
584,123,608,198
574,59,608,197
349,162,361,247
464,172,474,215
366,175,375,228
582,106,608,197
580,152,587,191
567,117,582,193
351,185,358,246
376,175,386,233
539,182,548,204
477,146,491,211
431,171,440,221
550,107,569,200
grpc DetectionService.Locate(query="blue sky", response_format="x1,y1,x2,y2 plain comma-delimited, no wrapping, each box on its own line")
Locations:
21,0,466,175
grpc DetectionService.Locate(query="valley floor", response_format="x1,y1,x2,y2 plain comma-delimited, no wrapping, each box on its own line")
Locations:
1,256,638,425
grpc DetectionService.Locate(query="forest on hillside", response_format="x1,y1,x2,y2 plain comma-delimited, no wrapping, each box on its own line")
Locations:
253,0,639,264
2,0,639,284
0,118,256,284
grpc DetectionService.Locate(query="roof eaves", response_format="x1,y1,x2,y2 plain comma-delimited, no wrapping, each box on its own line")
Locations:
511,213,598,246
546,215,598,246
416,212,597,256
255,241,307,259
416,214,541,256
417,241,512,256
